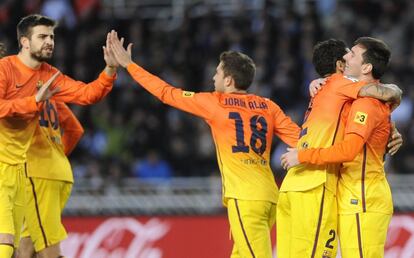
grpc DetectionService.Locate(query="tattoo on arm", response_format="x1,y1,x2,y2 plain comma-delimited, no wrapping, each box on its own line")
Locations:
359,83,401,102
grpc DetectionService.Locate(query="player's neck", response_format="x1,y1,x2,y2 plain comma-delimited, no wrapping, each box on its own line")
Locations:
227,90,247,94
225,85,247,94
358,74,376,83
17,51,42,70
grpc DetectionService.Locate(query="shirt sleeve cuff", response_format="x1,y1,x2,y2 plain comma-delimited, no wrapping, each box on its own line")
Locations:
100,70,117,83
126,63,140,74
298,149,308,163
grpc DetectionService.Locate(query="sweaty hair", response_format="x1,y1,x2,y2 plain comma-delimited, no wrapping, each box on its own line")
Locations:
17,14,57,49
219,51,256,90
312,39,347,77
0,42,6,58
354,37,391,79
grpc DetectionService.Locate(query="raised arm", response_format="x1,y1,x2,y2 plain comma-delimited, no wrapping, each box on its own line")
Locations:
108,30,217,120
358,83,402,105
312,74,402,106
50,71,114,105
51,32,118,105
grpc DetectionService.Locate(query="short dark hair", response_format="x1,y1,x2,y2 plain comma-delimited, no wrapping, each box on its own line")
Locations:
0,42,6,58
219,51,256,90
354,37,391,79
17,14,57,49
312,39,347,77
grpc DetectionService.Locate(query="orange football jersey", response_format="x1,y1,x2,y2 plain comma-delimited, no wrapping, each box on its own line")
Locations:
280,73,366,193
0,55,113,164
126,63,300,204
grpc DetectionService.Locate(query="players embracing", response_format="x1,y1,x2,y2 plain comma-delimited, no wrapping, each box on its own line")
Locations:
280,37,402,258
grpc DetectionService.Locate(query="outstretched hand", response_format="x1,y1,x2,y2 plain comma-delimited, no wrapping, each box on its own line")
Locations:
280,147,300,170
108,30,133,68
35,71,61,102
103,32,119,68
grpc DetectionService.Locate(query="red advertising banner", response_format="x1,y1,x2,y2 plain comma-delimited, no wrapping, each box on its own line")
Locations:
62,216,234,258
62,214,414,258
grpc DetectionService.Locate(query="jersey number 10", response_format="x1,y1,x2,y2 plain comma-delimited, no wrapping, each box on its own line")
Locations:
229,112,268,155
39,100,59,130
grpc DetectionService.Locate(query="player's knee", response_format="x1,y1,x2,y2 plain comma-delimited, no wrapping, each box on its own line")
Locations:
0,233,14,245
17,251,36,258
37,244,61,258
17,237,35,258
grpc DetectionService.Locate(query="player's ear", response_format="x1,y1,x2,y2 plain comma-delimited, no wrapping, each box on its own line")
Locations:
336,60,345,73
20,36,30,50
362,63,372,75
224,76,233,87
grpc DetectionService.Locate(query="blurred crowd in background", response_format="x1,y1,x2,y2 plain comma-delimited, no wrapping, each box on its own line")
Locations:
0,0,413,191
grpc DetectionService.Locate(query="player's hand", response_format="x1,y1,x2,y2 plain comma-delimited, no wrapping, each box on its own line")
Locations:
280,147,300,170
387,122,403,156
35,71,61,102
108,30,133,68
309,78,327,97
103,32,119,68
382,83,402,111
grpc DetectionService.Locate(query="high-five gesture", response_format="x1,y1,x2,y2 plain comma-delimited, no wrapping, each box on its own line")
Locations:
108,30,133,68
35,71,61,102
103,32,119,76
103,32,119,68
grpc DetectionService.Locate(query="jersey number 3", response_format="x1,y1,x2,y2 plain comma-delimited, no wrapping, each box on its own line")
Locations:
229,112,267,155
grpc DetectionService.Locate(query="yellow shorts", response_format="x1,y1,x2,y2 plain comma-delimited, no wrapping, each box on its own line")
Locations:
227,198,276,258
22,177,72,252
0,162,26,247
338,212,392,258
277,185,338,258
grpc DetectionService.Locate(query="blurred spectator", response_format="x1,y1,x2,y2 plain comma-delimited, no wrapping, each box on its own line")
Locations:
41,0,77,29
132,150,173,181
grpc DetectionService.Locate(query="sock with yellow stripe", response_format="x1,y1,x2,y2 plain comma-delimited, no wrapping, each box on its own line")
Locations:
0,243,14,258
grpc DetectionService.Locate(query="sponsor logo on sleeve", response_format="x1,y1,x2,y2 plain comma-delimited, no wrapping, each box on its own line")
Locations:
301,141,309,149
182,91,195,97
354,111,368,125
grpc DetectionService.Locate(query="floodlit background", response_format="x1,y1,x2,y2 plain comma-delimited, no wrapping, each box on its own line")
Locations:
1,0,413,257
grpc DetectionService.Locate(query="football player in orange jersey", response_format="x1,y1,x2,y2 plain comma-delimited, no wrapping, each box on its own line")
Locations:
0,41,84,258
108,30,300,258
0,14,118,258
